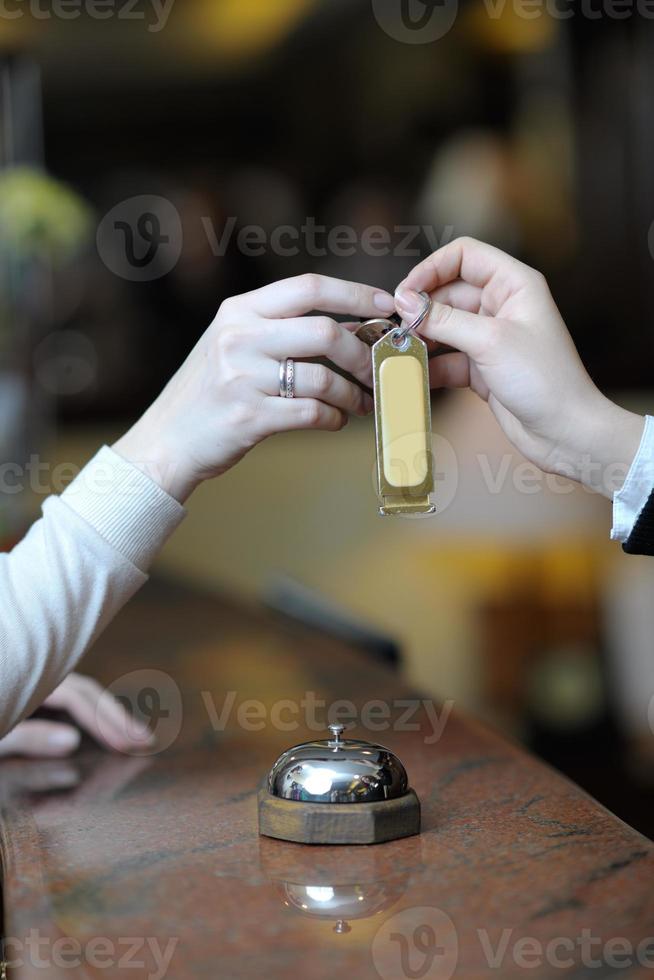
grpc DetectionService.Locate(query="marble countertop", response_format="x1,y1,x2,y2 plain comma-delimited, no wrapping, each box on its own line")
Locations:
1,580,652,980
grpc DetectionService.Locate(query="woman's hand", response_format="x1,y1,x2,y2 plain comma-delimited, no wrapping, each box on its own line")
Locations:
114,274,395,502
0,673,154,758
395,237,644,497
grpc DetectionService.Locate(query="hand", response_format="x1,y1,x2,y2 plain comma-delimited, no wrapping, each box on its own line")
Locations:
0,673,155,759
113,274,395,502
395,237,644,497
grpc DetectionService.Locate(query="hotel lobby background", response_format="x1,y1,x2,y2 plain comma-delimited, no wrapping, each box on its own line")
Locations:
2,1,654,836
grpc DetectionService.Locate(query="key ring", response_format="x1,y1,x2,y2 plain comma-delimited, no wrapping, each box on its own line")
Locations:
392,291,432,346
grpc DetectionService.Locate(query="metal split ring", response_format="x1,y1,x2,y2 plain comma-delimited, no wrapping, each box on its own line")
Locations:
393,290,432,345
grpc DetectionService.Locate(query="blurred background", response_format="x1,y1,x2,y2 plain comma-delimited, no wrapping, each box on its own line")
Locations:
1,0,654,835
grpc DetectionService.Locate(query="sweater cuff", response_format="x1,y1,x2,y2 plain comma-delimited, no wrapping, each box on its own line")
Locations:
59,446,186,572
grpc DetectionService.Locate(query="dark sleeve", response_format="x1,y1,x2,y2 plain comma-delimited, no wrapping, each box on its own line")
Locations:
623,489,654,555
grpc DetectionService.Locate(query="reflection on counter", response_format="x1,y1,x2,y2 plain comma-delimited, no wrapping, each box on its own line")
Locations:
259,834,422,935
275,877,410,935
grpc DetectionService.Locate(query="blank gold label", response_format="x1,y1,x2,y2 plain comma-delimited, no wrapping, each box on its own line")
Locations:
379,356,429,488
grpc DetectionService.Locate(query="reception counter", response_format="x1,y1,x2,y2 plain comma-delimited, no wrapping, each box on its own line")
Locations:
0,580,652,979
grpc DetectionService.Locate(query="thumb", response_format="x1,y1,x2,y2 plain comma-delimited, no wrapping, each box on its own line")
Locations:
395,286,489,358
0,720,81,759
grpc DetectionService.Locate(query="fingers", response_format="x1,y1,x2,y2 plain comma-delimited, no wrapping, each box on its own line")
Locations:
44,674,155,754
429,352,471,390
432,280,484,315
399,296,491,359
259,317,374,387
0,720,81,759
267,361,373,416
397,237,546,325
258,397,347,437
240,274,395,320
399,237,531,298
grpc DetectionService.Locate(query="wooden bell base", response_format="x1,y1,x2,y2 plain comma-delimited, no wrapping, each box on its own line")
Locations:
257,788,421,845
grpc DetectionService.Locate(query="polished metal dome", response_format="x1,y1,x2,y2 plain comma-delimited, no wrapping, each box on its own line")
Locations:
267,725,409,804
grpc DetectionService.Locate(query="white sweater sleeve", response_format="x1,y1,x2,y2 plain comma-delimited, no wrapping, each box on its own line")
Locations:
0,446,185,736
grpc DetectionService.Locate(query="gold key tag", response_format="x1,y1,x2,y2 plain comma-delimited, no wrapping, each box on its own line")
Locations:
372,325,436,517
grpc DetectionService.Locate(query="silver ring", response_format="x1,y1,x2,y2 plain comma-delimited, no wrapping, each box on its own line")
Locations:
395,290,432,342
285,358,295,399
279,358,295,398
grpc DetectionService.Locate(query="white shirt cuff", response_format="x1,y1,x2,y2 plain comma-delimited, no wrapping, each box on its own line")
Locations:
611,415,654,543
59,446,186,571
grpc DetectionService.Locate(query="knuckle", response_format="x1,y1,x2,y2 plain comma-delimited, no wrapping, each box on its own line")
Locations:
348,281,363,308
217,295,240,319
314,317,339,349
300,400,323,427
72,674,96,693
483,319,504,353
433,302,455,327
297,273,322,305
215,324,242,358
229,399,255,429
311,364,332,396
529,268,548,292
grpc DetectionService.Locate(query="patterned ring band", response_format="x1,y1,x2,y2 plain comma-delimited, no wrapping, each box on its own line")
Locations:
279,358,296,398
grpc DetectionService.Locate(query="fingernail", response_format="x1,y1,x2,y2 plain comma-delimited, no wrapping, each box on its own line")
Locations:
363,395,374,414
395,286,423,321
374,292,396,314
48,728,81,751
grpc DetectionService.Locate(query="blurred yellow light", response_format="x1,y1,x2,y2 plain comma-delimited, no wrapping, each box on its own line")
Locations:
0,18,32,51
190,0,317,59
465,3,557,52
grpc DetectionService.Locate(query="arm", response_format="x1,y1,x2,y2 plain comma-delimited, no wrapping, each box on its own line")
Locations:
395,237,648,542
0,447,179,735
0,275,394,738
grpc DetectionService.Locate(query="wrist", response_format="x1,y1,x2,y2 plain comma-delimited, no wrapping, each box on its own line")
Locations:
565,395,645,498
113,417,199,505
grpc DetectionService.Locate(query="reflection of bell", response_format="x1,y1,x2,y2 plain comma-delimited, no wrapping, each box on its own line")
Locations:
277,877,408,932
258,725,421,844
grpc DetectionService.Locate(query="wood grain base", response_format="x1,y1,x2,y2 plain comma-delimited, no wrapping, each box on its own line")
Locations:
258,788,421,845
